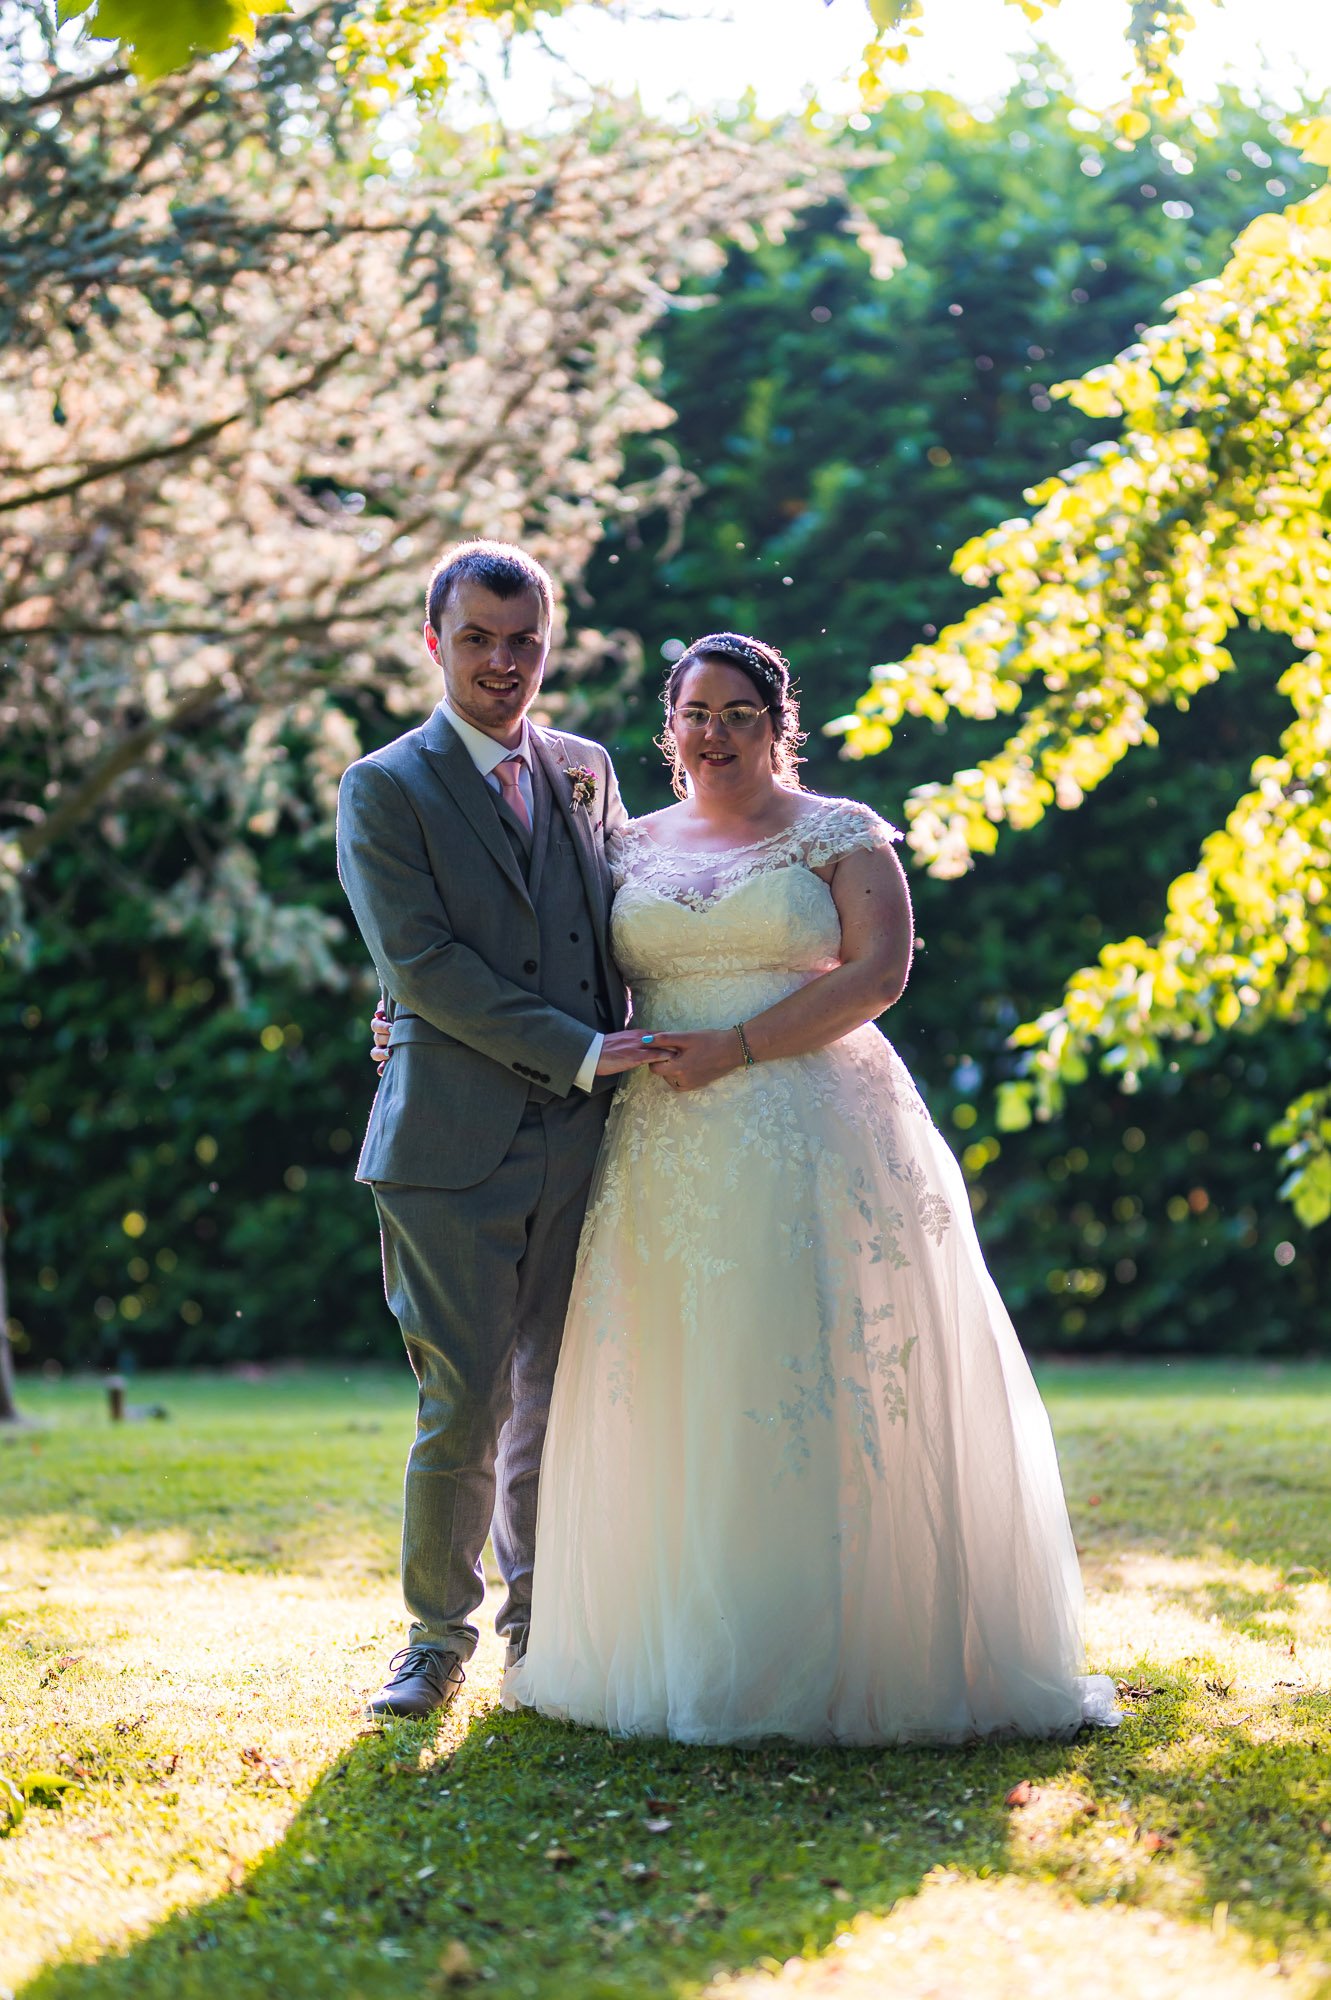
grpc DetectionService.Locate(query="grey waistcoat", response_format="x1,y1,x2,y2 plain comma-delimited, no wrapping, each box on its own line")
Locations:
495,752,614,1080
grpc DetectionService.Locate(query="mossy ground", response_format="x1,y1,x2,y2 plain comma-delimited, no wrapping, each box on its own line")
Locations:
2,1363,1328,1999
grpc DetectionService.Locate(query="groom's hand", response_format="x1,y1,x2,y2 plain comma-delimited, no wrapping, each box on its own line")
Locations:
370,1007,391,1069
595,1030,682,1078
647,1029,742,1093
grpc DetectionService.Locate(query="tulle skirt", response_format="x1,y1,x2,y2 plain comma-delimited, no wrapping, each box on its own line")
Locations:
505,1015,1119,1744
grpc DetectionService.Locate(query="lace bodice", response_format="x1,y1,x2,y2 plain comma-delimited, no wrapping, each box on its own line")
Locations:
608,795,901,1030
610,795,899,911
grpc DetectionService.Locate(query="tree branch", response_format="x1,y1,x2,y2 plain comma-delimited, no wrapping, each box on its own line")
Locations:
14,679,230,866
4,608,386,639
12,65,129,110
0,342,356,516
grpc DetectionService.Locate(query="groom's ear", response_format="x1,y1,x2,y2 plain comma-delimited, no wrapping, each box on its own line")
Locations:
423,619,441,662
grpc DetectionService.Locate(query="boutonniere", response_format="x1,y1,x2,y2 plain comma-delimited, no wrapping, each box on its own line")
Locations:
565,764,598,813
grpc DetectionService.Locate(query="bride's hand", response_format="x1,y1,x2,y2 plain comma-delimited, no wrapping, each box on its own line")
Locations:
648,1029,741,1093
370,1007,391,1069
595,1030,682,1077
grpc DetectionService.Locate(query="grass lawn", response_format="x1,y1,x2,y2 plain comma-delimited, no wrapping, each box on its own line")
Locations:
1,1362,1328,2000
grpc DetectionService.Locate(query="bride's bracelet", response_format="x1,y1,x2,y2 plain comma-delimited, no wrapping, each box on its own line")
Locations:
733,1021,756,1068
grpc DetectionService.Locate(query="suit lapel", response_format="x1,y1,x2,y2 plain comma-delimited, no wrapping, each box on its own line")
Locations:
419,707,530,904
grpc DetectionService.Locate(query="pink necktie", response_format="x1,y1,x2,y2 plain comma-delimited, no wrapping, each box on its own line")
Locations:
494,753,531,834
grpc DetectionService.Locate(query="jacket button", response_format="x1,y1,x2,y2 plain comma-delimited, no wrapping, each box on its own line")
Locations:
523,959,538,975
569,931,580,943
580,980,590,991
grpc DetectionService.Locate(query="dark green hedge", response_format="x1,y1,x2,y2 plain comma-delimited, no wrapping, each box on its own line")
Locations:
5,74,1326,1370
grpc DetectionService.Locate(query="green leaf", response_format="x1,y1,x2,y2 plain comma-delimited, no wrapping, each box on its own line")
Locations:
0,1775,24,1835
996,1082,1034,1133
1291,117,1331,168
85,0,285,79
866,0,918,27
1283,1153,1331,1230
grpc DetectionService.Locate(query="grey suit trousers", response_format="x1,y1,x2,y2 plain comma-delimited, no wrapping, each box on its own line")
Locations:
373,1086,609,1661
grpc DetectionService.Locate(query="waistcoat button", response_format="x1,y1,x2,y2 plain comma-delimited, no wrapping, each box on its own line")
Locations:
523,959,538,975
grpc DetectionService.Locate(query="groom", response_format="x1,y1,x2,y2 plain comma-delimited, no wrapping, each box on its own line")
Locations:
337,540,656,1719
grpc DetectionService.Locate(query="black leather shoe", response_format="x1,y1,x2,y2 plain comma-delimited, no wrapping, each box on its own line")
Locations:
366,1645,466,1721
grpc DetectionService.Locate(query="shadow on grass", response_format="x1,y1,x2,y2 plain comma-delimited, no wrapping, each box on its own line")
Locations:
20,1671,1331,2000
1155,1576,1302,1646
18,1702,1093,2000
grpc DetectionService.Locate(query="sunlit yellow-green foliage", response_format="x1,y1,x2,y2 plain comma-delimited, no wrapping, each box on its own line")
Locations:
74,0,1212,99
838,120,1331,1228
61,0,604,89
330,0,609,102
860,0,1212,108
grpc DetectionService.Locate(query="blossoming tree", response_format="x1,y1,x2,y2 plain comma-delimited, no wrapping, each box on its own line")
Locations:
0,8,827,1412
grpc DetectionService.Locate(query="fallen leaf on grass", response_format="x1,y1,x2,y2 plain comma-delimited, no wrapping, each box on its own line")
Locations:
622,1861,659,1886
645,1796,677,1813
239,1746,294,1788
113,1714,148,1736
1005,1781,1034,1808
38,1653,84,1688
1115,1679,1161,1701
427,1941,478,1991
644,1816,674,1834
1140,1830,1171,1853
544,1845,579,1869
1204,1676,1234,1699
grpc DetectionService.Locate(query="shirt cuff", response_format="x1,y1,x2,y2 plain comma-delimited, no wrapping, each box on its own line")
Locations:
573,1034,604,1093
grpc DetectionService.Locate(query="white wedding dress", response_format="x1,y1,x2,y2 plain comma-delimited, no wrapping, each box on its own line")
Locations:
504,796,1120,1744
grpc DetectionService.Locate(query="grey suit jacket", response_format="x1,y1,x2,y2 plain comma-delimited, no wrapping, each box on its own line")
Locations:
337,705,630,1189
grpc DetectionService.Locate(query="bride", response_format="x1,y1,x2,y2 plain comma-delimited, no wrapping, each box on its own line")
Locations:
380,631,1120,1745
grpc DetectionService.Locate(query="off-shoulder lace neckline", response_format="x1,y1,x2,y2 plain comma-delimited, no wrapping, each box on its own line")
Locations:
624,795,847,857
611,795,895,915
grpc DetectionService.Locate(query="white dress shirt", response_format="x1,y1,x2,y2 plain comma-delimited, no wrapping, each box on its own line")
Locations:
440,701,602,1091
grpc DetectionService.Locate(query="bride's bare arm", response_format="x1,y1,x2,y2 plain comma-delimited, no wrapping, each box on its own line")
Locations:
647,843,913,1093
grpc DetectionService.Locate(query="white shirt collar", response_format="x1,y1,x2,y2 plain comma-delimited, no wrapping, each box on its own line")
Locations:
439,698,531,778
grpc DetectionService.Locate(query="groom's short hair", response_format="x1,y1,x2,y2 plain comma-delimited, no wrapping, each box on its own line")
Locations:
427,541,554,635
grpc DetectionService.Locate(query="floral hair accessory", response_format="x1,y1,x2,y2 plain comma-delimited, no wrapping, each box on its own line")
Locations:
566,764,597,812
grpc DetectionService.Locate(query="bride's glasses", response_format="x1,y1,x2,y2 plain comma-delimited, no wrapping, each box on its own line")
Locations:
673,702,770,730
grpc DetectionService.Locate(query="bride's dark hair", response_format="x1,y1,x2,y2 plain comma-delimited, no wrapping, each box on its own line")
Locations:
659,632,807,800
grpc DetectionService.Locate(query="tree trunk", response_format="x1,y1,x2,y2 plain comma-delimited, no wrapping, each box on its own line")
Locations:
0,1156,20,1424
